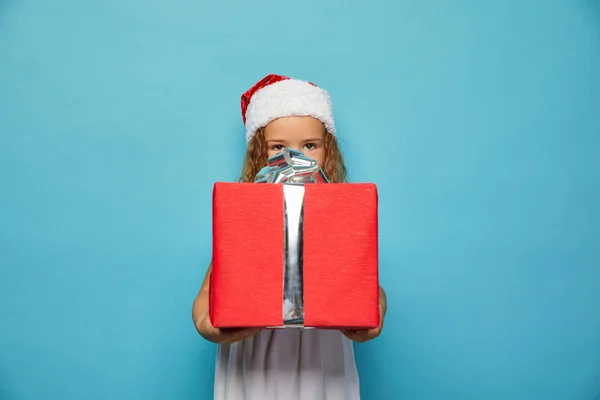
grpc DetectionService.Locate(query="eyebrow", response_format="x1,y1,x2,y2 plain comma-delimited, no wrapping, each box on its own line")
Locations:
266,138,323,143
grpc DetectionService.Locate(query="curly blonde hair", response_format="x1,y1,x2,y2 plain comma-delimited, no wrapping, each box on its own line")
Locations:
239,128,348,183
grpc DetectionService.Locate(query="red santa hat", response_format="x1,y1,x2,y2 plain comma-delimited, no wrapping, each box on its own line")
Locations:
241,74,336,144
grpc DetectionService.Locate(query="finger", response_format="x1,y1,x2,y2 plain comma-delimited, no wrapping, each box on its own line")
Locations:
199,317,252,343
342,329,378,343
341,329,366,342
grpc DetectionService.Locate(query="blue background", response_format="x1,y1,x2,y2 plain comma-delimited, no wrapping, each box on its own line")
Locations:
1,0,599,399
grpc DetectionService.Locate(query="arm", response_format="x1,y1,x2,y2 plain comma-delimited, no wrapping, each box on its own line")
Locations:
191,263,212,334
192,262,262,344
342,285,387,343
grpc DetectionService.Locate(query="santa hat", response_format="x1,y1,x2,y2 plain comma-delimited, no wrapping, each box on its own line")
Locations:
241,74,336,144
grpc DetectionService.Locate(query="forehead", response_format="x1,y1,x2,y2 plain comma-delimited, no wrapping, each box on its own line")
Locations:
264,116,325,141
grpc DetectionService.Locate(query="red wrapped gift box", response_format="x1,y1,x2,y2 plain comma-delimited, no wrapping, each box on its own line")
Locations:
210,182,379,329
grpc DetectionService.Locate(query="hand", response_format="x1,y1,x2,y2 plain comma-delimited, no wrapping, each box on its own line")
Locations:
196,313,262,345
341,306,384,343
342,286,386,343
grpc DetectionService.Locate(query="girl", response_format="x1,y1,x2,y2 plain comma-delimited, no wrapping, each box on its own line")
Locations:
192,74,387,400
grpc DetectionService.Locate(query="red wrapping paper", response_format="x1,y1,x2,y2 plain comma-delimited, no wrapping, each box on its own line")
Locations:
210,182,379,329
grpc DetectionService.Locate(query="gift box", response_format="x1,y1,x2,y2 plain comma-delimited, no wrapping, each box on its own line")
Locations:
210,150,379,329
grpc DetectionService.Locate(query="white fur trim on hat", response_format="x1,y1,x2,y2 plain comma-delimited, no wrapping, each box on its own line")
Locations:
244,79,336,144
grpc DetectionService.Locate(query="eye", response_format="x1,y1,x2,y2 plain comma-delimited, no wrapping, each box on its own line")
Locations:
270,144,284,151
303,143,317,150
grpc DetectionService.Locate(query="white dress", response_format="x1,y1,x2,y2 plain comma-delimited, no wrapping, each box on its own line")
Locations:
214,329,360,400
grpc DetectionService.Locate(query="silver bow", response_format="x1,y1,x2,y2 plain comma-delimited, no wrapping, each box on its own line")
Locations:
254,148,329,184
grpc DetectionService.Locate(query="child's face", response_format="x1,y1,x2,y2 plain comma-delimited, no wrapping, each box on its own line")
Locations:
263,116,326,166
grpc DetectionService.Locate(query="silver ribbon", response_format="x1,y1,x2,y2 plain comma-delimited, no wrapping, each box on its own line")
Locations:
255,148,328,184
255,148,328,326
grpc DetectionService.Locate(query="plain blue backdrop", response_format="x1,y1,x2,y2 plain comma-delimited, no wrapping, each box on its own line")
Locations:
1,0,599,399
